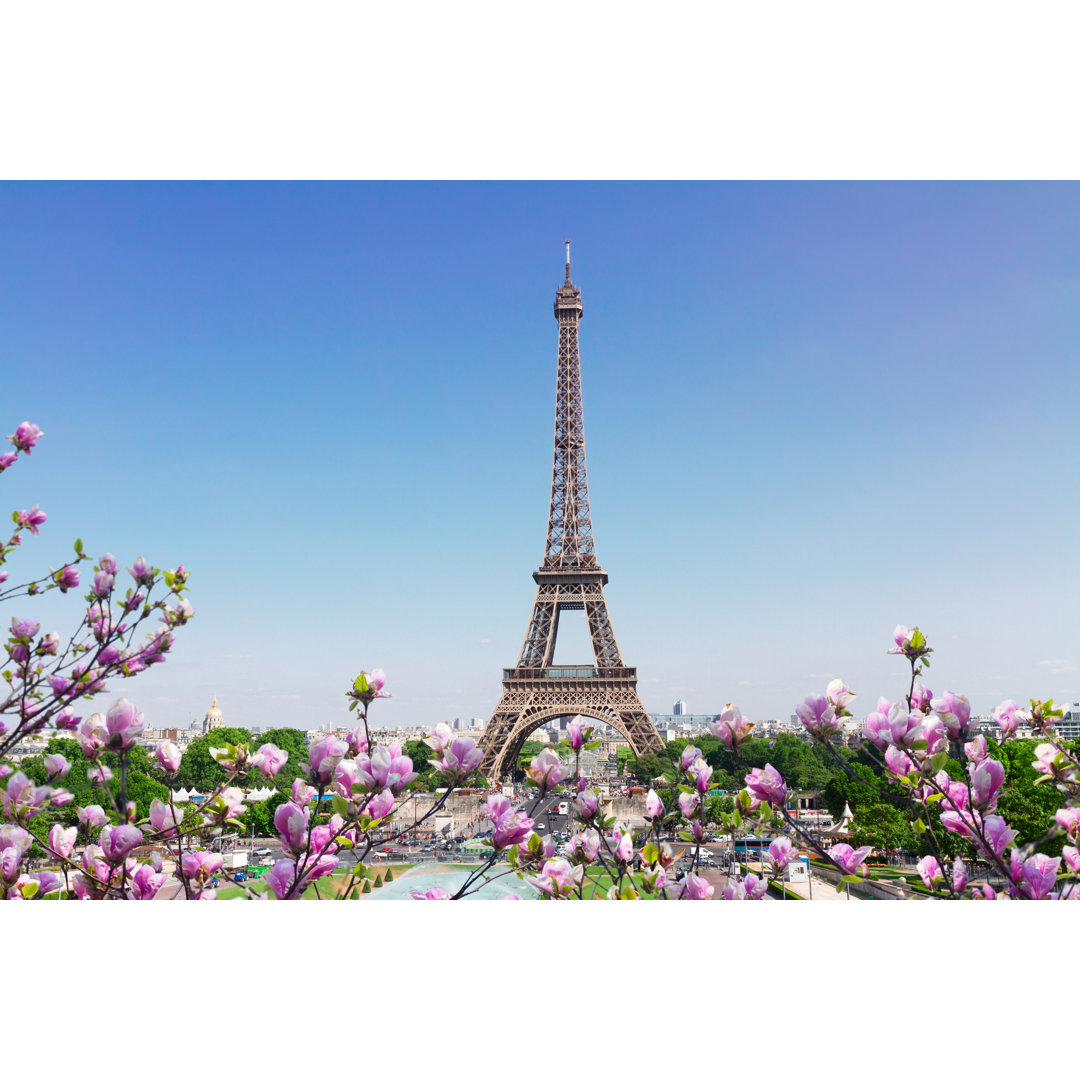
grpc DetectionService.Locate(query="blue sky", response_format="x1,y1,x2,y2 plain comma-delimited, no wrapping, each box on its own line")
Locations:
3,182,1079,733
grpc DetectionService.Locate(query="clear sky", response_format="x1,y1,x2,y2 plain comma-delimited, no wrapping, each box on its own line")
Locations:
3,182,1079,733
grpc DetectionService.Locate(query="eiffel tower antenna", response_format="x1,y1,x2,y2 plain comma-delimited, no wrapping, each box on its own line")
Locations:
477,247,663,779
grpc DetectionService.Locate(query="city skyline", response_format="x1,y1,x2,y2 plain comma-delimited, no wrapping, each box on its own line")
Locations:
4,182,1079,736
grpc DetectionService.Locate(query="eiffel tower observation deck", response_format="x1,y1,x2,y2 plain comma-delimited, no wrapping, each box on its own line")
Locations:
477,245,664,779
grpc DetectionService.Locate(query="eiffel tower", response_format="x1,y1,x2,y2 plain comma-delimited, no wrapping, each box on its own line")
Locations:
477,244,664,779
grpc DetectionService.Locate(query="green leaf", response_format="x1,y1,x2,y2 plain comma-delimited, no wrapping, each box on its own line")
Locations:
909,740,928,751
641,842,659,866
332,794,349,817
74,538,83,555
929,752,949,773
835,880,846,893
910,628,925,650
841,874,861,884
20,880,41,899
912,819,927,834
678,830,695,843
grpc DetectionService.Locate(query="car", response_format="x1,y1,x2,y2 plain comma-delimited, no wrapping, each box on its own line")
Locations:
253,847,272,857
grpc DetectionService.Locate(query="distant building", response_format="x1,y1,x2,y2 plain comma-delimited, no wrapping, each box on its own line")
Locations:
673,699,687,716
452,717,464,731
202,696,225,735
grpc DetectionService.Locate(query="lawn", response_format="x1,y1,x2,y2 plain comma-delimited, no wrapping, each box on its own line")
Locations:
216,863,417,900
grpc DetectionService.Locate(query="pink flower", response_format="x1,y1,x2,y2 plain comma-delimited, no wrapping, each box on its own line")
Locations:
148,798,183,837
409,887,451,900
274,803,310,854
680,745,702,771
931,691,972,740
609,825,634,863
307,736,348,784
992,699,1029,738
671,873,714,900
424,723,453,753
826,678,856,710
99,824,144,864
952,858,968,894
678,791,700,818
77,804,108,830
722,874,767,900
964,735,988,764
910,683,933,712
1062,846,1080,873
430,737,482,784
43,753,70,780
48,824,77,859
566,831,601,863
529,858,583,898
916,855,942,889
969,758,1005,809
129,864,166,900
977,815,1017,859
525,748,568,793
251,742,288,779
483,794,534,850
884,744,917,778
1055,807,1080,839
797,693,841,739
686,758,713,794
644,789,664,820
52,565,80,592
265,859,298,899
573,789,599,820
16,505,47,535
351,669,390,706
566,716,593,750
709,705,754,750
105,698,142,751
766,836,797,873
365,788,395,821
829,843,872,875
156,741,181,773
8,422,43,454
888,624,931,660
345,727,368,757
181,851,224,892
744,764,787,807
1011,851,1061,900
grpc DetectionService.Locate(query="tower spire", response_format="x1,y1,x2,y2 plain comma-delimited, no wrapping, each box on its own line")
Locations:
564,239,572,283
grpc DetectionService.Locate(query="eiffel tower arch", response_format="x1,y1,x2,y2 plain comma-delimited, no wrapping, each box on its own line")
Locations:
477,245,663,780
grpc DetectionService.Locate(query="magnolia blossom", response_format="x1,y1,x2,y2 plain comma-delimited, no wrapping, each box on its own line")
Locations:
976,815,1017,859
744,764,787,807
916,855,942,889
709,705,754,750
424,723,453,753
251,742,288,779
825,677,855,710
365,788,395,821
992,699,1029,738
969,758,1005,809
796,693,841,739
156,741,181,773
566,716,594,750
1055,807,1080,838
105,698,142,751
47,824,77,859
680,745,703,771
678,791,700,819
910,683,933,712
644,789,664,820
669,873,714,900
77,804,108,830
9,422,43,453
525,748,568,793
573,789,599,820
566,831,601,863
722,874,767,900
964,735,988,764
766,836,797,873
307,736,349,784
148,799,183,837
275,803,310,854
430,737,482,784
931,691,973,740
829,843,872,875
99,824,143,864
43,753,70,780
529,858,583,898
129,864,166,900
686,757,713,794
952,858,969,894
1011,851,1061,900
409,887,451,900
483,794,534,850
265,859,298,900
609,825,634,863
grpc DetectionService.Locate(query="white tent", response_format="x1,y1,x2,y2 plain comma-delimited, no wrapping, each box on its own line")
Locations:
173,787,190,803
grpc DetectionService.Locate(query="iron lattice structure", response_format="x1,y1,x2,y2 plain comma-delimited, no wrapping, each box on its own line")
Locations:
477,246,663,779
